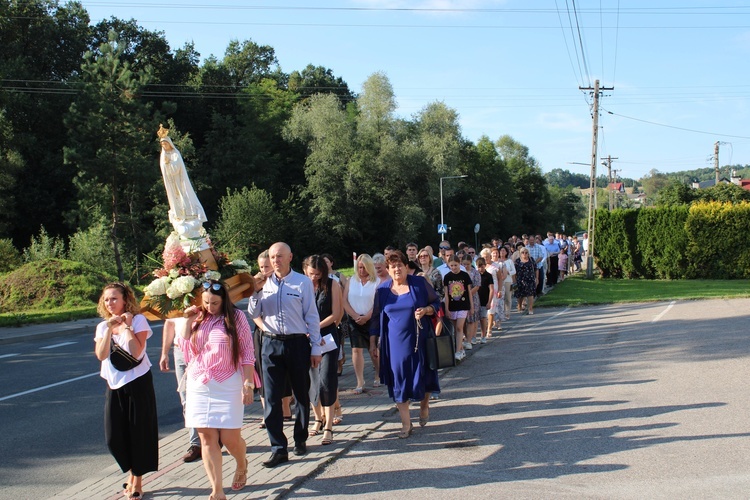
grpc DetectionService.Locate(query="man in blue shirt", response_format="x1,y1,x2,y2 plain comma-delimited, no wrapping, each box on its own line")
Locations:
543,233,562,287
248,242,322,468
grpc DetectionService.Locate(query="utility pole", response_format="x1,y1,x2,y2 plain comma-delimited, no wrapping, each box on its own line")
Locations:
579,79,614,278
714,141,720,184
601,155,618,210
611,168,620,209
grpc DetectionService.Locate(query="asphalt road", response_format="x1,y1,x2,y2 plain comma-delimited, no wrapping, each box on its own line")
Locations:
0,322,186,500
292,299,750,499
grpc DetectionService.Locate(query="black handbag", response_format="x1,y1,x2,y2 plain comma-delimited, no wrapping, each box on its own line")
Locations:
109,338,143,371
424,318,456,370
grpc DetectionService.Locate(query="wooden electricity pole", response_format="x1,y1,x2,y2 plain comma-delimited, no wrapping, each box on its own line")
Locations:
714,141,720,184
602,155,618,210
579,79,614,278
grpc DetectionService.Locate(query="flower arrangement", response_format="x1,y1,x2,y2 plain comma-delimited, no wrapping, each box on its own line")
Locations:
143,233,250,316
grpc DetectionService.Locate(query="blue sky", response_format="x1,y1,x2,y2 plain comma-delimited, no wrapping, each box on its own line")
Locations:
80,1,750,180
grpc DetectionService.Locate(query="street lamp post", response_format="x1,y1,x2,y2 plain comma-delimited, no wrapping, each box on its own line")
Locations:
439,175,468,239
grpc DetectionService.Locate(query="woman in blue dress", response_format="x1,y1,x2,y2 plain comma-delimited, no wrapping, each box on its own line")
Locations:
370,250,441,438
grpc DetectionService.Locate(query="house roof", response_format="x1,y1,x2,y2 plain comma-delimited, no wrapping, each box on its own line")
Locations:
692,177,730,189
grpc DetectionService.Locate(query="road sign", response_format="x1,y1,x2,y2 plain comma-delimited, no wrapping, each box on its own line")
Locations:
437,224,448,234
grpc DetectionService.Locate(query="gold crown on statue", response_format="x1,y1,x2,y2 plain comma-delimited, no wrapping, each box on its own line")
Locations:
157,124,170,140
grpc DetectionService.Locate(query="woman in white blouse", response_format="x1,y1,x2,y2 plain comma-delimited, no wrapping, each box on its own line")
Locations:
93,283,158,500
342,254,380,393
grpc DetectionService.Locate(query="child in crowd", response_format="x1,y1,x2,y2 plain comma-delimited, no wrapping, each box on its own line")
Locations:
558,243,569,282
462,255,481,346
443,255,474,362
475,257,494,344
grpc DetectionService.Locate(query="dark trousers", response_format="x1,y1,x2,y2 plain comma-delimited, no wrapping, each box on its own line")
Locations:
104,370,159,476
547,255,559,286
262,335,312,453
535,268,544,297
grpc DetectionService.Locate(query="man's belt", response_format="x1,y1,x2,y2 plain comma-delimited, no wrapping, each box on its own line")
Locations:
262,332,308,340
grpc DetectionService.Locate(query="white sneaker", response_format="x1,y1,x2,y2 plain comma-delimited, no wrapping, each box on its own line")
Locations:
480,337,487,344
463,342,473,350
454,351,464,361
470,338,479,345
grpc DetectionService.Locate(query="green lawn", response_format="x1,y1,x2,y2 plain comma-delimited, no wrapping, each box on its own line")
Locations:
537,273,750,307
0,306,98,328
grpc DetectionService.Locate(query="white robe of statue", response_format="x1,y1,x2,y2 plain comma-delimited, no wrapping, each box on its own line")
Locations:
159,137,207,240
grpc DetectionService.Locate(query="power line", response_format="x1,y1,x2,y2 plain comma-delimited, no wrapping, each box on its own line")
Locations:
69,3,750,15
603,108,750,139
554,0,585,88
612,0,621,87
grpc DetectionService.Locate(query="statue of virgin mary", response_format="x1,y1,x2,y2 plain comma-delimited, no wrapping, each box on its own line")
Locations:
157,125,208,246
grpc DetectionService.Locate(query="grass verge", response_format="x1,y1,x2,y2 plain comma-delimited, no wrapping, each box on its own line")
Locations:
537,273,750,307
0,306,98,328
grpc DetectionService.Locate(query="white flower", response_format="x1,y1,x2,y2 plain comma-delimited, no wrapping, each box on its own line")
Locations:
169,269,180,279
204,270,221,281
144,277,170,296
232,260,248,269
166,276,198,299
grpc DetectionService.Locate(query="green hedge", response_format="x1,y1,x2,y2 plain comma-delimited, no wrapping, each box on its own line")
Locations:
595,201,750,279
636,205,689,279
686,202,750,279
595,209,640,278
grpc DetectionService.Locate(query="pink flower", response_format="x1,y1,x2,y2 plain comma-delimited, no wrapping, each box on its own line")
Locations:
162,241,188,270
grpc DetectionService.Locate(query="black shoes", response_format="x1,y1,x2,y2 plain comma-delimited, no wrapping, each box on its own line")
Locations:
261,442,305,468
182,445,201,463
262,451,289,468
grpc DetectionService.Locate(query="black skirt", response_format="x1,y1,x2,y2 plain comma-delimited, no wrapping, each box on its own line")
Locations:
104,370,159,476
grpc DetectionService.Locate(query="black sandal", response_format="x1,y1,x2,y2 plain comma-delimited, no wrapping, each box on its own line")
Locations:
321,429,334,445
309,419,324,436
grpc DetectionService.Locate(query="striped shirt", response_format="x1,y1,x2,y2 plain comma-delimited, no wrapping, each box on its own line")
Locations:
178,308,254,384
526,243,545,270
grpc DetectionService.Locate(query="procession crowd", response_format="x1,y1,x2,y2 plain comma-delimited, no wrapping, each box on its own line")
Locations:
93,232,587,499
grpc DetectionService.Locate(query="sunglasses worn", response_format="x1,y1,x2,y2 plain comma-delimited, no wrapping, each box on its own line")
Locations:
202,282,222,291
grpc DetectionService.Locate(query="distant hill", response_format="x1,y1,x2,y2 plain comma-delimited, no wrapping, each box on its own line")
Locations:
545,168,638,189
545,165,750,190
662,164,750,183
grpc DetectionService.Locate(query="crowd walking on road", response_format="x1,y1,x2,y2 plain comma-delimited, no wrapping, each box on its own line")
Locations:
94,233,584,499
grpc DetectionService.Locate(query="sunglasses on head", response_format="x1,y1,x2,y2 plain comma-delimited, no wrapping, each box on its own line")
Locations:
439,245,450,250
202,282,222,291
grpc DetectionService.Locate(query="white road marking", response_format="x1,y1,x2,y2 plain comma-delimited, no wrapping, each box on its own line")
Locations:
40,341,77,350
652,301,676,323
0,353,20,359
0,372,99,402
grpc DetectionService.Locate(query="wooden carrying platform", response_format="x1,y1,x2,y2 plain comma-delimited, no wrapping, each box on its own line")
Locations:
140,272,255,321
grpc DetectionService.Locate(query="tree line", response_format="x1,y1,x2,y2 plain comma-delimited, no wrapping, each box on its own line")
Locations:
2,0,587,281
